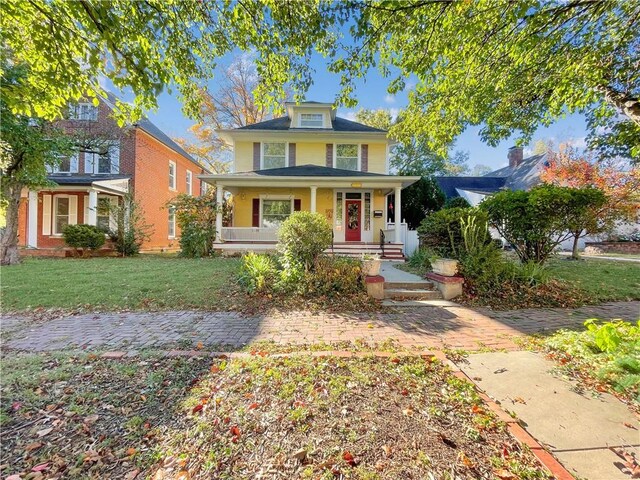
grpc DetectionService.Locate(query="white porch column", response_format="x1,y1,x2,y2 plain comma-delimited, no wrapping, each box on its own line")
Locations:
27,190,38,248
214,184,224,243
87,189,98,226
310,185,317,213
394,186,402,243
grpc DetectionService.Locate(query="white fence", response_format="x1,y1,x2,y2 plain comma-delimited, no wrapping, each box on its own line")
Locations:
221,227,278,242
385,222,419,256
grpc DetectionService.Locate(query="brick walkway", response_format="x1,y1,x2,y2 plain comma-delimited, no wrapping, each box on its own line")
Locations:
2,301,637,353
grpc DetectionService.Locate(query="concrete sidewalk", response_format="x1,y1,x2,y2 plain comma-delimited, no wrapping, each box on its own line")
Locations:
459,351,639,480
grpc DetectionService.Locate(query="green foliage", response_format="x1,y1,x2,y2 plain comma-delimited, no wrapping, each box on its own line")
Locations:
417,207,488,258
107,194,153,257
169,191,221,258
406,248,436,275
62,224,105,253
545,319,640,401
444,197,471,209
481,185,607,265
400,177,446,230
303,256,363,297
277,212,333,270
239,253,278,294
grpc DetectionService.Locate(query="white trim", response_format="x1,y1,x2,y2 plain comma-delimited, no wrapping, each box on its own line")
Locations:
333,189,374,243
298,113,325,128
27,191,38,247
168,206,176,239
69,103,98,121
51,194,77,236
42,194,52,235
333,143,361,171
186,169,193,195
260,142,288,170
169,160,177,190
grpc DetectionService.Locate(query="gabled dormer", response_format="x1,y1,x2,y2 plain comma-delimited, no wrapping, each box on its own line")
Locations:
286,102,335,129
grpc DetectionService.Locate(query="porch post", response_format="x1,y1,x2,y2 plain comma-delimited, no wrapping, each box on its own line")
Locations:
87,189,98,226
214,184,224,243
310,185,317,213
394,186,402,243
27,190,38,248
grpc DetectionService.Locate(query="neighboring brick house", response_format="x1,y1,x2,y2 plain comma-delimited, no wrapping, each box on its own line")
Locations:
17,93,207,253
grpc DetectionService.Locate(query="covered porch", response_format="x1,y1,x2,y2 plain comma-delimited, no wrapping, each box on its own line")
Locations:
199,165,419,252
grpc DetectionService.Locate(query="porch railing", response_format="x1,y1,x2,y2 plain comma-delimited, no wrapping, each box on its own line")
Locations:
379,229,385,258
221,227,278,242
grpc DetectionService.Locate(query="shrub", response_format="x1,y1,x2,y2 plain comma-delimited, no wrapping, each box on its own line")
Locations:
303,256,364,296
62,224,105,255
443,196,471,209
108,194,153,256
417,207,489,258
277,211,333,270
406,248,436,275
238,252,278,294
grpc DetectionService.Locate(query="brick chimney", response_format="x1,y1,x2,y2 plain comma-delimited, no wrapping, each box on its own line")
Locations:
508,146,524,167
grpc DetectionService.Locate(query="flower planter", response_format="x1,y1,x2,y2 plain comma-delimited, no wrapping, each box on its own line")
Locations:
432,258,459,277
362,259,382,277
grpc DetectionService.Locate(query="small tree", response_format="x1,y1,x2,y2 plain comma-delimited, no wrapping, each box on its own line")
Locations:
277,211,332,271
62,224,105,257
169,190,222,258
108,194,153,256
564,188,608,259
481,185,608,264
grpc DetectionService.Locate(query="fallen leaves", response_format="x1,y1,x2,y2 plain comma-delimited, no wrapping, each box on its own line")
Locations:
35,427,53,437
342,451,357,467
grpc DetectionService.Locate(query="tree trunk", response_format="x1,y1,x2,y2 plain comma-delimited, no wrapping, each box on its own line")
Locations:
598,85,640,126
571,233,580,260
1,181,24,265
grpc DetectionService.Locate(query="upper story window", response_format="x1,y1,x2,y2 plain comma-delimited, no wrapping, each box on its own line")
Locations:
262,142,287,169
169,161,176,189
69,103,98,121
85,144,119,174
52,154,79,174
186,170,193,195
335,144,359,171
299,113,324,128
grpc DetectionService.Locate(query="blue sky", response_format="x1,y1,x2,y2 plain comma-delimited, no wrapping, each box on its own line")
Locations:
141,54,590,172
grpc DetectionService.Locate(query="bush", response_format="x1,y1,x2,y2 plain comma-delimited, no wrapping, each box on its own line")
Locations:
303,256,364,296
417,207,489,258
169,191,225,258
108,194,153,256
406,248,436,275
62,224,105,254
443,196,471,209
277,211,333,270
239,252,278,294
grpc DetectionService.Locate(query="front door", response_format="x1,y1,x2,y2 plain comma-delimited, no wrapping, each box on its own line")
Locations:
345,200,362,242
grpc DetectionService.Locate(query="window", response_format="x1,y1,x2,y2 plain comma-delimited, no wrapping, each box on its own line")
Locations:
336,192,343,227
69,103,98,121
364,192,371,231
300,113,324,128
262,142,286,169
186,170,192,195
54,197,70,235
96,198,112,231
201,181,208,195
169,161,176,189
336,144,359,170
84,144,119,174
168,206,176,238
261,199,292,228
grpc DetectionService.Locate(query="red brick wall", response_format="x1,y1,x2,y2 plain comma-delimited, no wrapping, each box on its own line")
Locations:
32,191,88,249
584,241,640,254
133,130,205,250
17,196,27,247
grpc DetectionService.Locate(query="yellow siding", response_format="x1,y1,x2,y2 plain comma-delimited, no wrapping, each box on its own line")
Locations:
367,143,387,174
234,141,254,172
296,142,327,166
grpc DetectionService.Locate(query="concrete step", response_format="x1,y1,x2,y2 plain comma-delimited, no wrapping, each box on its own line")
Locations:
384,281,435,290
384,288,442,300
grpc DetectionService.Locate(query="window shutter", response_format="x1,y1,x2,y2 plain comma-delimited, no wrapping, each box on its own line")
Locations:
253,143,260,170
42,194,52,235
68,196,78,225
289,143,296,167
361,144,368,172
326,144,333,167
294,199,301,211
252,199,260,227
110,143,120,173
84,194,89,224
70,153,79,173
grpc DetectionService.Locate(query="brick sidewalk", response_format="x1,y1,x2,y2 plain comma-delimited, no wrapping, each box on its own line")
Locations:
1,302,637,352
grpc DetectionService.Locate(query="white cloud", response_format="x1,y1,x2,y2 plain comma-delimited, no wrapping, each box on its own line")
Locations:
389,108,400,120
384,94,396,105
342,110,358,121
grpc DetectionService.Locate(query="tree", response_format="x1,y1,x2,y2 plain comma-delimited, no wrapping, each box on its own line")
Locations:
107,193,154,257
469,164,492,177
400,176,446,230
0,60,75,265
175,56,272,173
540,143,640,254
563,188,607,260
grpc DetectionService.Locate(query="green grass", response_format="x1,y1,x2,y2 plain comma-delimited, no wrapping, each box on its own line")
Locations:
1,255,242,311
547,257,640,302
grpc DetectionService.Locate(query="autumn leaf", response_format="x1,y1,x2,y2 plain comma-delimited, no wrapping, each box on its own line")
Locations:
400,388,409,396
124,469,140,480
196,342,204,350
458,452,474,468
248,402,260,410
494,468,517,479
230,425,241,437
36,427,53,437
192,404,203,414
342,450,357,467
126,447,137,457
31,463,50,472
24,442,43,452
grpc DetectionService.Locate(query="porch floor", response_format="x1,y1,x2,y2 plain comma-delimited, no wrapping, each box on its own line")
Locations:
215,241,406,260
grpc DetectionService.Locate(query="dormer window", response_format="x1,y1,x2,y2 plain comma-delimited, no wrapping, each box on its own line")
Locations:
69,103,98,121
300,113,324,128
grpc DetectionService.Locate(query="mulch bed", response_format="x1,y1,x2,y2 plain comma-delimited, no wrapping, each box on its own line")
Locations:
1,351,550,479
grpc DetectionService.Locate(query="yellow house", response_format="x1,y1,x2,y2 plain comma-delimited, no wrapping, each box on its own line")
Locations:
200,102,419,256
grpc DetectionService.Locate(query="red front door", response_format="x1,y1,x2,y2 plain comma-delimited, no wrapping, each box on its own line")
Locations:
345,200,362,242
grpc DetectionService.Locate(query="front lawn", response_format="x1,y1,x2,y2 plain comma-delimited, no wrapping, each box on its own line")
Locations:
0,350,548,479
1,256,242,312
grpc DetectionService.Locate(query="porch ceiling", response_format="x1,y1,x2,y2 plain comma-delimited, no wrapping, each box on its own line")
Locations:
199,174,420,189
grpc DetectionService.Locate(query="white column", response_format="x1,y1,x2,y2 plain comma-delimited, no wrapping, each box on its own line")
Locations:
87,189,98,226
214,184,224,243
27,190,38,248
310,186,317,213
394,186,402,243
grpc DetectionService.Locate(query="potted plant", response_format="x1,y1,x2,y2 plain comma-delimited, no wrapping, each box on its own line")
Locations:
361,253,381,276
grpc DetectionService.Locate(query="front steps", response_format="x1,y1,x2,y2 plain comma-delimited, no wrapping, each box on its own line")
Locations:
384,280,443,300
327,242,405,261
